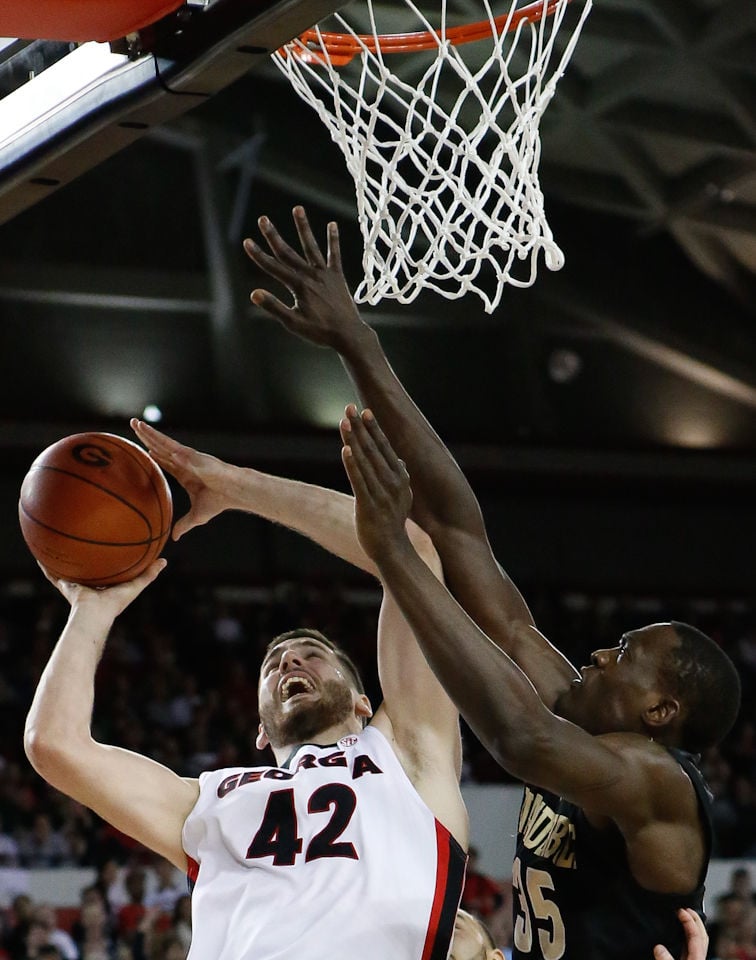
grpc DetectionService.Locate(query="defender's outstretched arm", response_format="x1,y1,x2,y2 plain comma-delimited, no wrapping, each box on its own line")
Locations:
244,209,578,703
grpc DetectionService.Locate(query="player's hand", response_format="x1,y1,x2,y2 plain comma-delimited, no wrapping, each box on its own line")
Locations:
339,405,413,562
131,419,230,540
653,908,708,960
38,559,166,618
244,206,367,351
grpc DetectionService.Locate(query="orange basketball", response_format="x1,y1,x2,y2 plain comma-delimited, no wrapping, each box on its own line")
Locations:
18,432,173,586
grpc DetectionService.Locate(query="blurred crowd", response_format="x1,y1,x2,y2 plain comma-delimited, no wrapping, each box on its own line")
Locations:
0,570,754,958
0,857,191,960
1,572,756,869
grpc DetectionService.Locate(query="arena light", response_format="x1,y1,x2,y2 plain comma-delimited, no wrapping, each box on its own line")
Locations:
0,42,128,146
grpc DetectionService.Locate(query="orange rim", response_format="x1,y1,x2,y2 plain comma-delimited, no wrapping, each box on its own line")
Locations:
284,0,569,64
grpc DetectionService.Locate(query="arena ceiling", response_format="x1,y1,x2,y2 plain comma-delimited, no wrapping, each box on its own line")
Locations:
0,0,753,587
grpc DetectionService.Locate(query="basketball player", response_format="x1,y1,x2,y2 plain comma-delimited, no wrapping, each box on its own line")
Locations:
451,908,506,960
241,206,741,960
24,454,468,958
131,422,710,960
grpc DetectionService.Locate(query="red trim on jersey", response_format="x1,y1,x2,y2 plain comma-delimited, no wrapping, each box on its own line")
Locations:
187,856,200,886
421,821,467,960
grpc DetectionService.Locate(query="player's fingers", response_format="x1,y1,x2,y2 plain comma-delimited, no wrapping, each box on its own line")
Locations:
348,407,404,490
130,419,177,460
326,221,342,271
677,908,707,953
345,409,385,489
137,558,167,584
677,908,703,931
360,409,406,475
652,946,673,960
257,216,306,269
292,206,326,269
243,238,299,290
341,444,366,501
171,513,200,542
36,560,61,588
340,415,381,499
250,289,296,323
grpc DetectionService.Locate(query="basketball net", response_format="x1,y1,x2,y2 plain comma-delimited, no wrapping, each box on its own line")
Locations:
274,0,591,314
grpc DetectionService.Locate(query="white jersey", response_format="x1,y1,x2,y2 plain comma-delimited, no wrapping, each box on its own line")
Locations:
182,725,465,960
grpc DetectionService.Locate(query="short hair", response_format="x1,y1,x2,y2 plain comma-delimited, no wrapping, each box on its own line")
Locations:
265,628,366,695
661,622,741,752
458,910,497,952
476,915,497,952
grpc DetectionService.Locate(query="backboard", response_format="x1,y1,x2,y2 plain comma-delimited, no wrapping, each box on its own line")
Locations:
0,0,343,225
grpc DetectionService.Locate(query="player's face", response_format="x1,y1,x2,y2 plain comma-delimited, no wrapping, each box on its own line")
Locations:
258,637,358,748
449,910,489,960
554,623,680,735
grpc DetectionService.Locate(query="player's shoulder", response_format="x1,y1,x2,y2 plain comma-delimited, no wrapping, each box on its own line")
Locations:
595,734,700,819
595,732,685,770
596,731,680,769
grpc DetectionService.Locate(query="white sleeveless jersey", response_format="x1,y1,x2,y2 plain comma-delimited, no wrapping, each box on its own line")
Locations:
182,724,465,960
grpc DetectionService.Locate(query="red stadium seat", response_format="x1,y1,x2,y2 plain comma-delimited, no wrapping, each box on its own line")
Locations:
0,1,185,43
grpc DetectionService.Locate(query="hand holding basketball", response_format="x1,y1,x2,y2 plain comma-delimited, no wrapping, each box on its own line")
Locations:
39,558,167,616
19,432,172,586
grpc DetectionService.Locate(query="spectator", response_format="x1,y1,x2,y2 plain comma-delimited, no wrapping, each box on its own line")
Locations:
169,897,191,954
132,911,187,960
17,814,70,868
144,858,184,916
90,861,122,920
116,867,147,948
3,894,34,960
73,898,117,960
70,890,115,958
0,813,19,866
718,867,756,910
707,896,756,960
28,906,77,960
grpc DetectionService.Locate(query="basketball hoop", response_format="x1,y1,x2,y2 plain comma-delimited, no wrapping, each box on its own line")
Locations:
273,0,591,313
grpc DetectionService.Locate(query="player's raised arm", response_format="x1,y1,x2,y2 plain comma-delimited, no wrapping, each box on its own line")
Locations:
244,208,577,706
24,562,198,870
370,533,468,847
133,417,405,577
339,408,710,889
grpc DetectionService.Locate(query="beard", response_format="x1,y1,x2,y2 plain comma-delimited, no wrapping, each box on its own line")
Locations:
260,678,355,749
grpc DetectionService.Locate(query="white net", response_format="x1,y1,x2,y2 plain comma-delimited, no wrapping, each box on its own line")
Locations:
273,0,592,313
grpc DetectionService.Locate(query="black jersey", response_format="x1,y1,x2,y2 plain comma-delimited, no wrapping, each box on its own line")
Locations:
512,749,712,960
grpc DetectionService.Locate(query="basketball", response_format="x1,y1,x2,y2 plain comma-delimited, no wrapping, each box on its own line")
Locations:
18,432,173,587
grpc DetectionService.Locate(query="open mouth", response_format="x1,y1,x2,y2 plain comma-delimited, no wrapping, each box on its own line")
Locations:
280,674,316,702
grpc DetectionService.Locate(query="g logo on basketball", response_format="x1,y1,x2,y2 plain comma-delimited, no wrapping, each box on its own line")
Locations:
72,444,112,468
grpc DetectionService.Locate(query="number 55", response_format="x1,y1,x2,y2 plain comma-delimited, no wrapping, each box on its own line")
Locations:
512,856,566,960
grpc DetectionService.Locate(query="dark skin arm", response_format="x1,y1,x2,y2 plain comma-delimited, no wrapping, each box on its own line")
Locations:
244,208,577,706
339,407,705,895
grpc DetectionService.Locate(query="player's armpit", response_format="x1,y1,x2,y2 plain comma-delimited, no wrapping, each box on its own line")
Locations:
25,734,198,870
520,727,705,893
